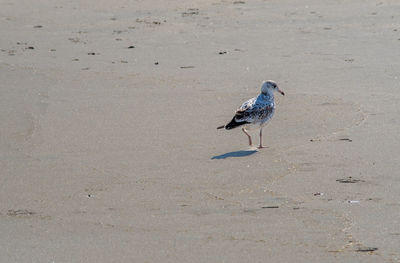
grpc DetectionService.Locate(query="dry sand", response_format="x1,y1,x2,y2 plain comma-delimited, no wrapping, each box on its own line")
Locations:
1,0,400,262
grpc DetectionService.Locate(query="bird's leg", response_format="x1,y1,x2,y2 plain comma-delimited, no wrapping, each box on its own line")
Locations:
258,127,265,149
242,127,252,146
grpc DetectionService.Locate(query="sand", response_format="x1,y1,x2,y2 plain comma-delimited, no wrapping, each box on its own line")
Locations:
1,0,400,262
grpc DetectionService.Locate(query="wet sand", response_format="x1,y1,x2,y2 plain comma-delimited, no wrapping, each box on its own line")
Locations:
1,0,400,262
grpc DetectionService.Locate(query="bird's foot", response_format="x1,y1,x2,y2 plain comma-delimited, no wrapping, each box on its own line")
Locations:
257,145,267,149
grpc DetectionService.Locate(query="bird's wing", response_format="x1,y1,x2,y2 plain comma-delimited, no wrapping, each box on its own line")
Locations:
232,98,255,122
237,97,256,112
235,98,273,123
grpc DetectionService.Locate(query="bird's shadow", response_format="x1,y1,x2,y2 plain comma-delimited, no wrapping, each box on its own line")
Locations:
211,149,258,160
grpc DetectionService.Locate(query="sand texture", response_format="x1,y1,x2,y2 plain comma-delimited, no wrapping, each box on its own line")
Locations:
1,0,400,262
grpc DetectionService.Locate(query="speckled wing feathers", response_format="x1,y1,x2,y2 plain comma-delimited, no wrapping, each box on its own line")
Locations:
219,93,276,130
234,96,274,125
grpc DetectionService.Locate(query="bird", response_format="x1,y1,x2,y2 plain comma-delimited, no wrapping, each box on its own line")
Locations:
217,80,284,148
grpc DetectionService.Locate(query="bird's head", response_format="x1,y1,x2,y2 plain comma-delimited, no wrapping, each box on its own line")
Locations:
261,80,285,96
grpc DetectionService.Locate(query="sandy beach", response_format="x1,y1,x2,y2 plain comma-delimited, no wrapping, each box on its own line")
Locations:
1,0,400,262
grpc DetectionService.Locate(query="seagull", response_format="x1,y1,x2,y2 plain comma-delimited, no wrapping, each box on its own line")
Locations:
217,80,284,148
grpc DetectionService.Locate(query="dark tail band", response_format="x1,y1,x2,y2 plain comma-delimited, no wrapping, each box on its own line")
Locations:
218,117,249,130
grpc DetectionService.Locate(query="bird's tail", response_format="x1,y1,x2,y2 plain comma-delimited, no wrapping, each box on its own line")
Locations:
224,117,248,130
217,117,248,130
